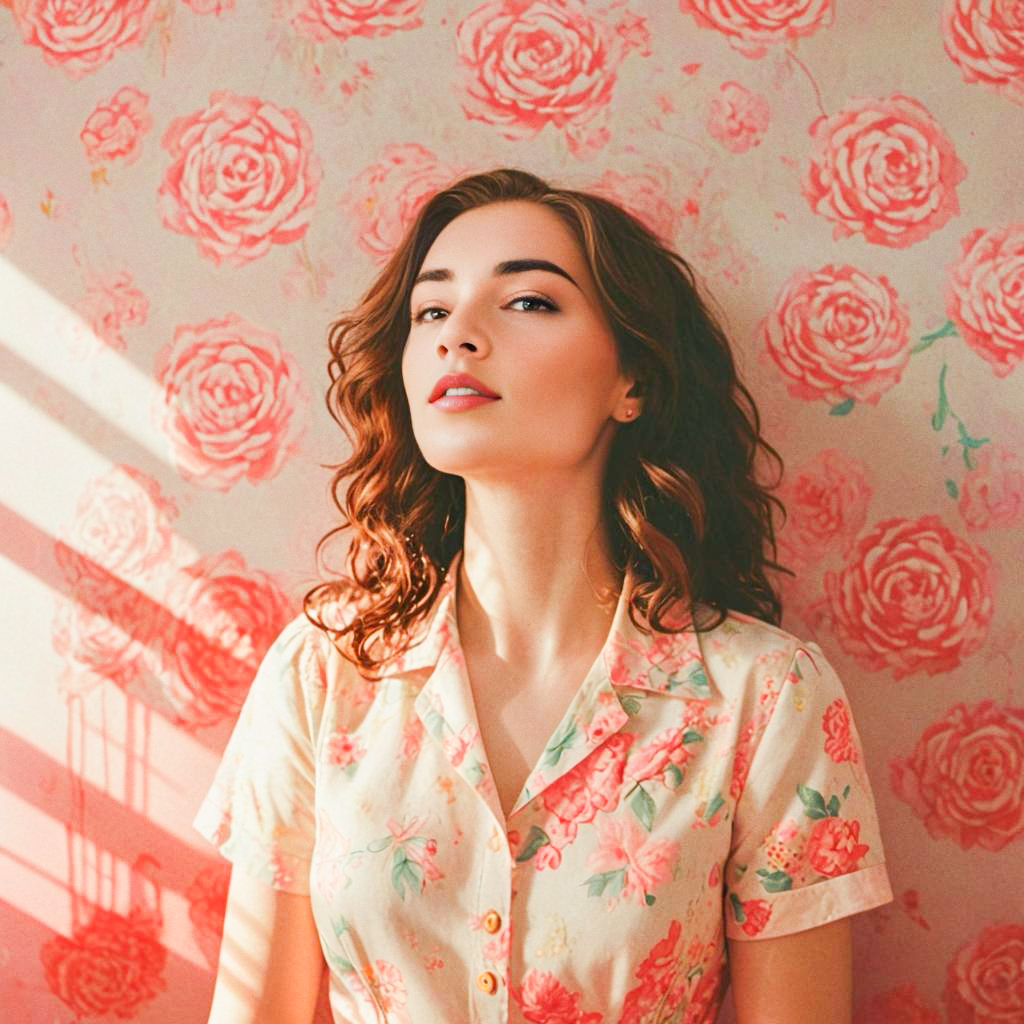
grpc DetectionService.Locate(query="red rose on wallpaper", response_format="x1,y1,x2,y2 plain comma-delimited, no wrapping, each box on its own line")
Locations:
707,81,771,152
80,86,152,166
823,698,859,764
586,165,699,247
0,193,11,248
890,700,1024,853
678,0,833,58
74,269,149,351
342,144,462,265
942,0,1024,107
158,91,322,266
154,314,307,490
183,0,235,12
804,816,869,877
958,445,1024,532
854,981,941,1024
825,516,994,679
161,550,294,728
40,907,166,1018
778,449,872,566
186,863,231,966
943,923,1024,1024
282,0,426,41
12,0,157,79
762,263,912,405
456,0,648,156
55,464,178,592
803,94,966,248
511,969,602,1024
946,224,1024,377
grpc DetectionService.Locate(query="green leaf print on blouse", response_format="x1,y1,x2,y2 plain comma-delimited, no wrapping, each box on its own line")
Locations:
345,818,444,900
515,824,552,863
542,720,580,767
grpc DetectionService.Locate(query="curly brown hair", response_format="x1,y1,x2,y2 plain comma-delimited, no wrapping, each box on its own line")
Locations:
305,167,790,679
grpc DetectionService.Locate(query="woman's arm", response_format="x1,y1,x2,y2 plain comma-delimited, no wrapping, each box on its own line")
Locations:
727,917,853,1024
207,867,326,1024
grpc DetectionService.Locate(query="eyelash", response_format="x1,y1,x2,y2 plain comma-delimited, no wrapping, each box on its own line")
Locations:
411,294,558,323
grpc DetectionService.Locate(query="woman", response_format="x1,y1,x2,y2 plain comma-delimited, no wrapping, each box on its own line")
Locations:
196,168,894,1023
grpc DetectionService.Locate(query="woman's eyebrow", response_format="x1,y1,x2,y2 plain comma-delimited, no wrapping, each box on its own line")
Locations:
412,258,580,290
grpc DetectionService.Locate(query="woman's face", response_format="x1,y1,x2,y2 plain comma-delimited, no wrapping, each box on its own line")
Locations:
401,200,635,483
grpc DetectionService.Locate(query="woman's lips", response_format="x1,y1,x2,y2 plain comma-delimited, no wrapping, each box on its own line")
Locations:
431,395,500,411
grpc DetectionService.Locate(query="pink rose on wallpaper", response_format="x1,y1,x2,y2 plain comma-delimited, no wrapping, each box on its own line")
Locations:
942,0,1024,106
511,969,602,1024
183,0,235,13
154,314,307,490
75,269,149,350
959,445,1024,531
803,94,967,248
586,165,699,246
762,264,911,406
943,923,1024,1024
0,193,12,249
707,82,770,152
823,698,859,764
161,550,294,728
777,449,872,566
39,907,166,1018
281,0,426,42
854,981,941,1024
186,863,230,965
12,0,157,79
342,144,462,265
890,700,1024,853
946,224,1024,377
804,816,869,877
678,0,833,58
455,0,648,156
55,464,178,591
825,516,994,679
80,86,152,166
158,91,322,266
587,818,679,905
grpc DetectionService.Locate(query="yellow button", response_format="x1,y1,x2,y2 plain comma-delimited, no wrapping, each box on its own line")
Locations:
476,971,497,994
483,910,502,934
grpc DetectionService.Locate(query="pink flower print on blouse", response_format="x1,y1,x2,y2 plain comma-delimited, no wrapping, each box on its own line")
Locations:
535,732,636,856
455,0,649,157
942,0,1024,107
585,818,679,907
342,144,462,265
958,446,1024,532
822,698,859,764
802,94,966,249
618,918,689,1023
353,817,445,900
511,969,603,1024
825,516,994,679
946,224,1024,378
804,816,870,878
284,0,426,42
707,81,770,152
153,314,307,491
13,0,158,80
357,959,412,1024
761,264,912,407
326,728,366,768
729,895,773,937
626,727,697,787
158,91,322,266
442,723,478,767
80,86,152,167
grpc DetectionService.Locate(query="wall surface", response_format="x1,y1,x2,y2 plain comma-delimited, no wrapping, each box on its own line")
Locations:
1,1,1023,1021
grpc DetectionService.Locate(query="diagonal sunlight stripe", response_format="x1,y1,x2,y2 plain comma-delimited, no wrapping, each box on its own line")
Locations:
0,256,169,466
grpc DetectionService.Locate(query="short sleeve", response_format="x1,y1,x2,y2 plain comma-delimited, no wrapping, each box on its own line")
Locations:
724,642,894,940
192,613,329,895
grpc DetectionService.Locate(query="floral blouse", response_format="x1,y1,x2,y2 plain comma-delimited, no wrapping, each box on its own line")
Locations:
194,549,893,1023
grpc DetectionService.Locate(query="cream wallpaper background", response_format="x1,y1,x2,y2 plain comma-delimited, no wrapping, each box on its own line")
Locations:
1,1,1022,1021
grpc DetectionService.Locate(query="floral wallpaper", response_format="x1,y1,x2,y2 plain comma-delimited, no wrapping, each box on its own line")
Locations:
0,1,1022,1022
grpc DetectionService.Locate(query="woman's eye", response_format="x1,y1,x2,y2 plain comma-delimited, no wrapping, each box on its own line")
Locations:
412,295,556,323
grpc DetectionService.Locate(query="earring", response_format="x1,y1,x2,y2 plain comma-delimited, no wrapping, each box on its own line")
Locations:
625,408,634,418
